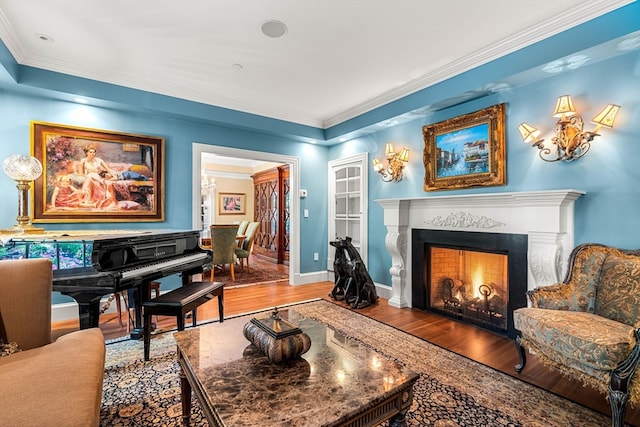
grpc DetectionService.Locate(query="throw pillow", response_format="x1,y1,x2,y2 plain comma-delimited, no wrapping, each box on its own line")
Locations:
0,338,21,358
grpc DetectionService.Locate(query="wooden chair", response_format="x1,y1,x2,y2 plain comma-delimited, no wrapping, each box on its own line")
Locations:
235,221,260,271
210,224,240,281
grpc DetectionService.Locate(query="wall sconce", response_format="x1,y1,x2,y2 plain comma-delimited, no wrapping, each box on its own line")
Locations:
2,154,44,234
372,143,410,182
519,95,620,162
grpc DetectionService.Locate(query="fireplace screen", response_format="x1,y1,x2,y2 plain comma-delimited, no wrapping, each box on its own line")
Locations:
429,246,508,332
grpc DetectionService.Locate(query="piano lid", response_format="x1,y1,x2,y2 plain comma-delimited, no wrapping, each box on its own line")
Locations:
1,229,158,244
0,229,205,271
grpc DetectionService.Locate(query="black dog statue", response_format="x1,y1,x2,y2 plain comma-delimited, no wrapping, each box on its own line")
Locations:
329,236,378,309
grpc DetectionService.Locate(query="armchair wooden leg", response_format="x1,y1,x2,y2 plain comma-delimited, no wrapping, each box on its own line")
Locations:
230,263,235,281
514,334,527,373
609,328,640,427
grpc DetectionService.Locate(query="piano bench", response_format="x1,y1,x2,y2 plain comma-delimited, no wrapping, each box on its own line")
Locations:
143,281,224,361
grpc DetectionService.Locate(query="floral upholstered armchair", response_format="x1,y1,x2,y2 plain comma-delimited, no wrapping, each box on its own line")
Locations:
513,243,640,427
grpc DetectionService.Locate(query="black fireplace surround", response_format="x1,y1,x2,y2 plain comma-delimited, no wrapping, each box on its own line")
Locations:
411,229,528,338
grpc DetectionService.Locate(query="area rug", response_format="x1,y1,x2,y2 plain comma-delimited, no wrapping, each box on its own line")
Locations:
100,300,610,426
211,263,288,289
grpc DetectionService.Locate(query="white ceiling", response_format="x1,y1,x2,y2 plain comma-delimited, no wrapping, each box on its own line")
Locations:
0,1,633,129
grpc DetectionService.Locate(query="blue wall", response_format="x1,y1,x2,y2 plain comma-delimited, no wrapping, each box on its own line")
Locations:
1,2,639,297
330,48,640,285
0,87,329,302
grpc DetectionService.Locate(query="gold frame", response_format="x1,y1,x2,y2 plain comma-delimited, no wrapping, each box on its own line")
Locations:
422,103,506,192
218,192,246,215
32,121,165,222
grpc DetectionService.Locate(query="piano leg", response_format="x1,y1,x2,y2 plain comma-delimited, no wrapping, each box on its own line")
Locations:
129,281,150,340
66,293,103,330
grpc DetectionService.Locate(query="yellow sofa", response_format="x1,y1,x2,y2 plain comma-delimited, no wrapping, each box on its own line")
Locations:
0,258,106,427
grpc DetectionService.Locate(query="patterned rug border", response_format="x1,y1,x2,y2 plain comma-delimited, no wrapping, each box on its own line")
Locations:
102,299,611,426
320,298,609,420
292,299,610,427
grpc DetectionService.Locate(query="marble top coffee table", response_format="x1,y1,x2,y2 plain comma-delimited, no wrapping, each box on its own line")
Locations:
173,306,418,426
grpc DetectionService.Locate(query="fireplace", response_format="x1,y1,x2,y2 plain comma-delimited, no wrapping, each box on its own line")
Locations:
411,229,528,337
376,189,584,337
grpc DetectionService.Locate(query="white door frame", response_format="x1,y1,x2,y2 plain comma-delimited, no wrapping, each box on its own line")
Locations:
192,143,301,285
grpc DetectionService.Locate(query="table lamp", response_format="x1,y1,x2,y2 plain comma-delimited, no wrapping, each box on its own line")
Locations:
2,154,45,234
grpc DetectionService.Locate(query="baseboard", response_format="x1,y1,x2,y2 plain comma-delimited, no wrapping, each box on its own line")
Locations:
294,269,392,300
291,270,329,286
52,295,120,323
374,283,392,300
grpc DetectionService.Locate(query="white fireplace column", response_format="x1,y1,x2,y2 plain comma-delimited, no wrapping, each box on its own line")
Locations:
376,189,585,309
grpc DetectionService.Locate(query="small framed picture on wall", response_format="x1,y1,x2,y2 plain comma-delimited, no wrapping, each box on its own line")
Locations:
218,192,245,215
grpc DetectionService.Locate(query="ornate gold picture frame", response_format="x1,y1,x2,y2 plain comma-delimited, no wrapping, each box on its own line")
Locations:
422,103,506,192
32,121,165,222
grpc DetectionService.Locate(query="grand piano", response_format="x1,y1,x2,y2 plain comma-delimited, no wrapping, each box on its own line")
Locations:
0,229,212,338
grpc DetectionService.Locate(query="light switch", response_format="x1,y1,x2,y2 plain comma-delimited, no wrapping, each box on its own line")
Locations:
303,209,309,218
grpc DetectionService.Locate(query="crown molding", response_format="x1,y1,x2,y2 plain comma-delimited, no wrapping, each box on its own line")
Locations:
322,1,634,129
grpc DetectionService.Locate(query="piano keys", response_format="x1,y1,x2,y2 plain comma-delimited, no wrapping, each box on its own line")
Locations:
0,229,212,337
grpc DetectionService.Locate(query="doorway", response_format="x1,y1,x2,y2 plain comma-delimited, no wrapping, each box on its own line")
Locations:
192,143,300,285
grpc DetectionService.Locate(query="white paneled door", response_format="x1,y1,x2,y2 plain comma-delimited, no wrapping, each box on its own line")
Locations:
328,153,368,272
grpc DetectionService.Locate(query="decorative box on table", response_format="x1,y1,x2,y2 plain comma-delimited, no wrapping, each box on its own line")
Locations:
243,307,311,364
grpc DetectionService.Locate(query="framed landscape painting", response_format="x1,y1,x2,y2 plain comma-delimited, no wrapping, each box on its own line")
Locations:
31,121,165,222
422,103,506,192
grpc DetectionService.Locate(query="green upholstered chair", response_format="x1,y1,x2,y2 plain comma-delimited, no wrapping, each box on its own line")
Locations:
233,220,249,247
236,220,249,236
513,243,640,427
235,221,260,271
210,223,240,281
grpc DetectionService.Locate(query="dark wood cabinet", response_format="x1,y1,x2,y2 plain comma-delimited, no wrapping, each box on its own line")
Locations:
252,165,289,264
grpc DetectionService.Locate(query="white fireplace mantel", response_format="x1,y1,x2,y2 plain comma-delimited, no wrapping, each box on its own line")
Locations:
376,189,585,308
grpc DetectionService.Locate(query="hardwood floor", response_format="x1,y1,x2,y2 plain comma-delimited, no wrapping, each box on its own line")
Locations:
52,256,639,426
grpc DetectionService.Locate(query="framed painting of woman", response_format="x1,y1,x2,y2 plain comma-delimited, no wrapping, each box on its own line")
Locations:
31,121,165,222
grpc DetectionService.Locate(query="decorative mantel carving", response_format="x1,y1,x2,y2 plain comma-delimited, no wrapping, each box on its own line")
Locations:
376,190,585,309
428,211,505,229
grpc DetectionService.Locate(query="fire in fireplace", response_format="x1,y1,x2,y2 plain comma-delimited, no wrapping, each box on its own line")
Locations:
411,229,528,338
430,247,508,332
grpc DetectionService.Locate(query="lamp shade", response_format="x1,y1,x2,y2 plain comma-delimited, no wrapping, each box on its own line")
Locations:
3,155,42,181
397,148,410,163
591,104,620,128
553,95,577,118
372,158,384,172
384,143,395,158
518,123,541,143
